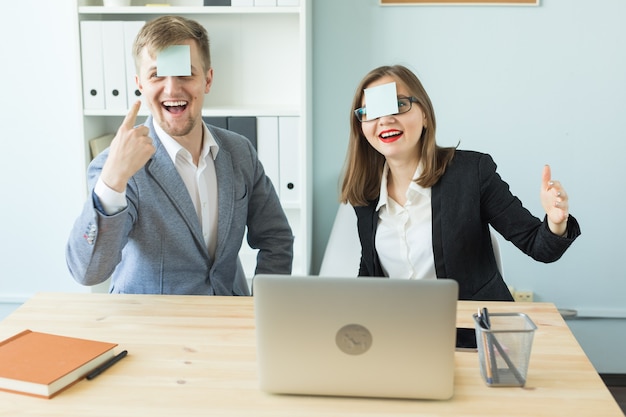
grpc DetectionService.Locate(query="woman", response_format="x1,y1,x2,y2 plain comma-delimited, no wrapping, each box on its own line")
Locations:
340,65,580,301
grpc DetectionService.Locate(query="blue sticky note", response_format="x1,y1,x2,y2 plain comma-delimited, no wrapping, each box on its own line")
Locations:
364,82,398,121
157,45,191,76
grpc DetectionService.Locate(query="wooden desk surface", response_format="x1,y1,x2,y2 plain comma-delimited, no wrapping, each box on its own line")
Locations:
0,293,622,417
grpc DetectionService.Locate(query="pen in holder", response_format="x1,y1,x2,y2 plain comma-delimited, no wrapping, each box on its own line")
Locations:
473,310,537,387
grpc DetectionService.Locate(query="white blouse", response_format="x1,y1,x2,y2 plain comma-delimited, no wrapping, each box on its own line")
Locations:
375,163,437,280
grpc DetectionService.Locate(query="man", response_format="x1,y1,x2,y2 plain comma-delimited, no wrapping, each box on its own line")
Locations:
66,16,294,295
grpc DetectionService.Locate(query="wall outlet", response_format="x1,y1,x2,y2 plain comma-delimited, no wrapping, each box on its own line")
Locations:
514,291,534,302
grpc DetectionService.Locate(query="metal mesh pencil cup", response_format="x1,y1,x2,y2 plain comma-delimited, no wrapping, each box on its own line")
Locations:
472,312,537,387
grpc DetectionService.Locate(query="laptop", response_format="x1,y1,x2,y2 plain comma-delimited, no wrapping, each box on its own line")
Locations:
253,275,459,400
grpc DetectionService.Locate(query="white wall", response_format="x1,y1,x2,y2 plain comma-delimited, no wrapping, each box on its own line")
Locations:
0,0,88,304
311,0,626,372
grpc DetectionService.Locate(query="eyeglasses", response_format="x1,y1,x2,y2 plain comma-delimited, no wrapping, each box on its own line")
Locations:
354,96,418,122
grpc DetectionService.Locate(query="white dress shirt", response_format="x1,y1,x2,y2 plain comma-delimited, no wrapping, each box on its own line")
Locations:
94,122,219,258
375,163,436,280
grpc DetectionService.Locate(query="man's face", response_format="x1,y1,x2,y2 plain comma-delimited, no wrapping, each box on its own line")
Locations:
136,39,212,139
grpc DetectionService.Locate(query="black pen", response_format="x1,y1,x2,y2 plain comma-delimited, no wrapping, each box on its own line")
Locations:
481,307,491,329
86,350,128,380
477,308,489,329
477,308,498,383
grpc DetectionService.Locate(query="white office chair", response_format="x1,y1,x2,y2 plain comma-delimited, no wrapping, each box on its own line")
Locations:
319,203,503,277
490,230,504,276
319,203,361,277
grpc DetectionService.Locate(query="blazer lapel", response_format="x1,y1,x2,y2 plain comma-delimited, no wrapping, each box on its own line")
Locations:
212,143,235,261
431,182,447,278
144,119,209,259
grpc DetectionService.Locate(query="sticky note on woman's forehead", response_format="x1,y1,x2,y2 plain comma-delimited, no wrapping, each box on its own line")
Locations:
364,82,398,120
157,45,191,76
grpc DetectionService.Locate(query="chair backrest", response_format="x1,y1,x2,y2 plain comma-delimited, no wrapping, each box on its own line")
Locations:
319,203,504,277
490,228,503,276
319,203,361,277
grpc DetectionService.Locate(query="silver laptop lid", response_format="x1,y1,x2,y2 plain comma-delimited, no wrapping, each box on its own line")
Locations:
253,275,459,400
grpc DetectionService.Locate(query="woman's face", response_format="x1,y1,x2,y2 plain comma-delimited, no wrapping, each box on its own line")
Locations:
359,75,426,163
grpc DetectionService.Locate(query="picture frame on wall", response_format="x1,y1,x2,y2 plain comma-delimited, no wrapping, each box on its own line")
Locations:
380,0,539,5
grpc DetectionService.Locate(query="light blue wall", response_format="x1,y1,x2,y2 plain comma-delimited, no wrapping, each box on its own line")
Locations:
311,0,626,372
0,303,20,322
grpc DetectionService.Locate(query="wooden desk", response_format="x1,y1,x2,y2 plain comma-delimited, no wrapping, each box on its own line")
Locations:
0,293,622,417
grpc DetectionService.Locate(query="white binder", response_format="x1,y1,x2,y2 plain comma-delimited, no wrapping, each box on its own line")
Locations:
278,116,300,204
256,117,280,195
101,21,128,111
79,21,105,110
123,21,145,112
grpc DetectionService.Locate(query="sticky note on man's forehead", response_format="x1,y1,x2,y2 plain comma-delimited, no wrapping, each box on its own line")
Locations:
156,45,191,76
364,82,398,120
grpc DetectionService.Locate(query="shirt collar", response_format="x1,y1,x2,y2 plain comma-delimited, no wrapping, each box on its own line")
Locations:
376,162,430,211
154,121,219,164
408,166,430,199
376,163,391,211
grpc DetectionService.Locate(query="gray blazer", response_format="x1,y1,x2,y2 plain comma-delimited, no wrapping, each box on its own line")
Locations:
66,117,294,295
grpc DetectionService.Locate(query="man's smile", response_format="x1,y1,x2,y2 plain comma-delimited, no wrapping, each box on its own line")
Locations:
162,100,188,114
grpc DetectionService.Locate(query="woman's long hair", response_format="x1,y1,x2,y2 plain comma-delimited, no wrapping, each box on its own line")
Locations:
340,65,456,207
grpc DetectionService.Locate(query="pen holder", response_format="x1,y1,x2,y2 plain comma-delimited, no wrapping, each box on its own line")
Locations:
473,312,537,387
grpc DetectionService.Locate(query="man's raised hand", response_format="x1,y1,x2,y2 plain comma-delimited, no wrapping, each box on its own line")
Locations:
100,101,155,192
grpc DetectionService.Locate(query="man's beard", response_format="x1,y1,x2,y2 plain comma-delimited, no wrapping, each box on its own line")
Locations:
161,116,196,138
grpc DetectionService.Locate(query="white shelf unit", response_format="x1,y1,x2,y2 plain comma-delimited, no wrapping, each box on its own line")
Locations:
76,0,312,280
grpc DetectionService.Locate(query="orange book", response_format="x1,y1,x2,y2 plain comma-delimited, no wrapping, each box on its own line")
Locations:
0,330,118,399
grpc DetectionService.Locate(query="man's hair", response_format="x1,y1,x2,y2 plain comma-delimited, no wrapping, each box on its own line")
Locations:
133,15,211,72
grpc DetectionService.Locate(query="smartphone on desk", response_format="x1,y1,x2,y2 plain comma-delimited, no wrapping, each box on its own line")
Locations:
456,327,478,352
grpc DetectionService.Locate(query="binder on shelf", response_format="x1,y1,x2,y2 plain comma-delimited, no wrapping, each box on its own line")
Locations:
123,21,145,112
101,21,128,111
204,0,231,4
277,0,299,5
278,116,300,204
256,116,280,193
254,0,276,5
227,117,257,149
203,116,228,129
79,21,105,110
89,133,115,160
231,0,254,5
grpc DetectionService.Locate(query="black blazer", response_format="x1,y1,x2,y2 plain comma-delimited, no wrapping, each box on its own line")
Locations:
354,151,581,301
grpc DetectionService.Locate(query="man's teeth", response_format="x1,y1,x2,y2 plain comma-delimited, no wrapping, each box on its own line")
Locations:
164,101,187,107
